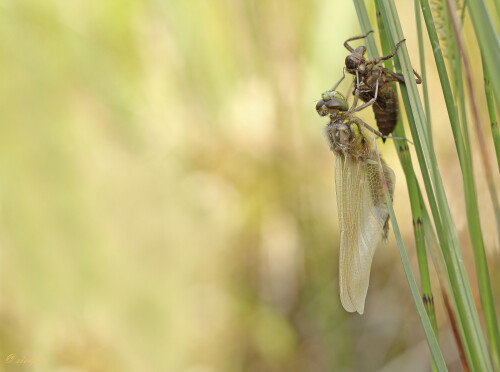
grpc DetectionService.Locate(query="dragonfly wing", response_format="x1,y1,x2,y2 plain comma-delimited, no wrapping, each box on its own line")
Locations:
335,155,394,314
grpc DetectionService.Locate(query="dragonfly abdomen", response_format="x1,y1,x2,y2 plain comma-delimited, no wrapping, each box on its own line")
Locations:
358,83,398,142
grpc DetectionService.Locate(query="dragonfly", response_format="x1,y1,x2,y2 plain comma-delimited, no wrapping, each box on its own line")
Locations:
316,73,396,314
343,31,421,141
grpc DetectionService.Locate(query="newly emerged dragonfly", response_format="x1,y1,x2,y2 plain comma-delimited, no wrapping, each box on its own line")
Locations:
344,31,421,141
316,75,396,314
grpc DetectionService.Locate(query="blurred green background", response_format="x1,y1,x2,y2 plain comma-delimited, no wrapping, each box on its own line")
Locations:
0,1,498,371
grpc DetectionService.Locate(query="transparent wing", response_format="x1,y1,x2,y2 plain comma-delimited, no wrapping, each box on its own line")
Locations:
335,154,395,314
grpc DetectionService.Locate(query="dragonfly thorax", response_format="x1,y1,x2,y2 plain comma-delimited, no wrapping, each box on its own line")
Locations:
325,120,354,153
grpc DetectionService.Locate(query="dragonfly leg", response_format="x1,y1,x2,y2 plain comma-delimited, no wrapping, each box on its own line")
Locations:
345,80,355,103
413,69,422,84
348,71,362,112
384,69,405,84
331,68,346,91
351,70,381,113
384,67,422,85
371,39,405,65
351,117,413,143
344,30,374,52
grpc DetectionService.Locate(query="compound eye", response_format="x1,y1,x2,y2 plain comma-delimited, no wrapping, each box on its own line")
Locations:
315,101,329,116
345,56,357,70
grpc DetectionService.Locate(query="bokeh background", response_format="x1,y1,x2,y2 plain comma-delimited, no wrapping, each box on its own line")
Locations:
0,0,498,371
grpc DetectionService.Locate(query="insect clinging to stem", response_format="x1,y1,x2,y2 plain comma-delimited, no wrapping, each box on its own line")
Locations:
343,31,422,141
316,72,399,314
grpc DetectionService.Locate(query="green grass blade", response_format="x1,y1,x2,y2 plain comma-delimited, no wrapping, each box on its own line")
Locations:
481,53,500,173
384,193,448,372
444,2,500,367
354,1,440,369
372,143,448,372
414,0,433,145
417,186,473,369
466,0,500,114
377,0,440,349
378,1,493,370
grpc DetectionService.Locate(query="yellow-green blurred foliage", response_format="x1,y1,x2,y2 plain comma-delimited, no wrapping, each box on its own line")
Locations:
0,1,498,371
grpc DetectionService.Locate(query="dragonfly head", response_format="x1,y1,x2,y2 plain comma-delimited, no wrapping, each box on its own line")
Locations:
345,46,366,74
316,90,349,117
